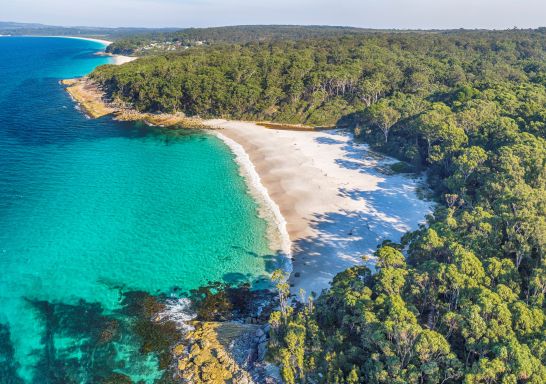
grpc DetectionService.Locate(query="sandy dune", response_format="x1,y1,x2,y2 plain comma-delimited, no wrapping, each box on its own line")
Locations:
206,120,433,297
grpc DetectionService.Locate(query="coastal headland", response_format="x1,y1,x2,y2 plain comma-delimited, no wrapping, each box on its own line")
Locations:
62,77,208,127
64,76,432,298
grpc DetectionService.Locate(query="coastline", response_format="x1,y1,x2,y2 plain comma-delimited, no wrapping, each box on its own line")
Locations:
51,35,114,46
213,131,293,269
101,52,137,65
203,120,433,296
61,77,208,127
51,35,137,65
63,77,433,297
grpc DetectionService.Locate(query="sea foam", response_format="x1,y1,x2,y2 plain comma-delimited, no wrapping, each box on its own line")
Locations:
156,297,196,332
215,132,293,277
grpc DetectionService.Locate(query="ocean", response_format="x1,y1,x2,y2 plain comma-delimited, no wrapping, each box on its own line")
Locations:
0,37,276,383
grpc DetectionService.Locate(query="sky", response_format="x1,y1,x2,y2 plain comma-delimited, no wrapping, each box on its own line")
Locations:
2,0,546,30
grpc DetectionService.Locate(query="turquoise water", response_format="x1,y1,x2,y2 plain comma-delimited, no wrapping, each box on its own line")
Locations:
0,37,275,383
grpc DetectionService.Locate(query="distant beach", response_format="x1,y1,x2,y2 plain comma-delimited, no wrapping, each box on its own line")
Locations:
54,35,114,46
53,35,137,64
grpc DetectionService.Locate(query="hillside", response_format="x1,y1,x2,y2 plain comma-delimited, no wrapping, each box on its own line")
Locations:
90,27,546,383
0,20,177,40
105,25,385,55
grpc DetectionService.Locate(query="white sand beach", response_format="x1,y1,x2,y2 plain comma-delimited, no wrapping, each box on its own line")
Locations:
52,35,113,45
54,36,137,65
108,54,137,65
207,119,433,297
61,72,433,297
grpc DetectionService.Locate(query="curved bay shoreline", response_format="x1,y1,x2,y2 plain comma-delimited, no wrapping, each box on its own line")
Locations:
205,120,433,296
63,74,433,297
61,68,433,383
10,36,136,64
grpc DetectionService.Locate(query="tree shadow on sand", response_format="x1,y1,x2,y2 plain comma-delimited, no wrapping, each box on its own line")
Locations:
290,128,432,297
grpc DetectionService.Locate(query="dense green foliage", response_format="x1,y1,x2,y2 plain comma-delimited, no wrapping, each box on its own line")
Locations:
105,25,382,55
94,29,546,129
264,33,545,383
92,28,546,383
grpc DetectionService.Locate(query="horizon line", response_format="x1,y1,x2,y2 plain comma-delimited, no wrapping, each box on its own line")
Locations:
2,20,546,32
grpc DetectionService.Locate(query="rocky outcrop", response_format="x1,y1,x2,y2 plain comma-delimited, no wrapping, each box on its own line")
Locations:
173,322,280,384
61,78,115,118
254,327,268,362
62,77,209,128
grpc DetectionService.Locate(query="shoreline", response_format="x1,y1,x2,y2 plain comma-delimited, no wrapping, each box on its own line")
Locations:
203,120,433,296
213,131,293,270
29,35,137,65
61,78,208,127
63,77,433,297
98,51,137,65
50,35,114,46
55,36,138,65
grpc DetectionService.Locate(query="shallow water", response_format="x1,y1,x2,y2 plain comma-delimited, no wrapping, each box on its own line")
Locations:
0,37,275,383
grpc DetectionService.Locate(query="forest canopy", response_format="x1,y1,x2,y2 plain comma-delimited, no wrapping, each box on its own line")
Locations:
91,28,546,383
105,25,387,55
93,29,546,128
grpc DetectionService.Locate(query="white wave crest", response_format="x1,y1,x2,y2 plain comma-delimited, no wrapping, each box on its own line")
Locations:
214,132,293,277
156,297,196,332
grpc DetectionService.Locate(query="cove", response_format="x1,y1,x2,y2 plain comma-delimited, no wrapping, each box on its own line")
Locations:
0,37,276,382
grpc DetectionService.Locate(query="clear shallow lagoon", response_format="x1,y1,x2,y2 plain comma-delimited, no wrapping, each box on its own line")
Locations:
0,37,274,382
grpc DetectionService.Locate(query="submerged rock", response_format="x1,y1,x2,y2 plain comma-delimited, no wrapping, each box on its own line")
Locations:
102,373,133,384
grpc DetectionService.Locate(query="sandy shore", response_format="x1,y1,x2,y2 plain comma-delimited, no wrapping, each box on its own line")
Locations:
108,54,137,65
205,119,433,297
53,36,137,65
62,75,433,297
54,36,114,46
